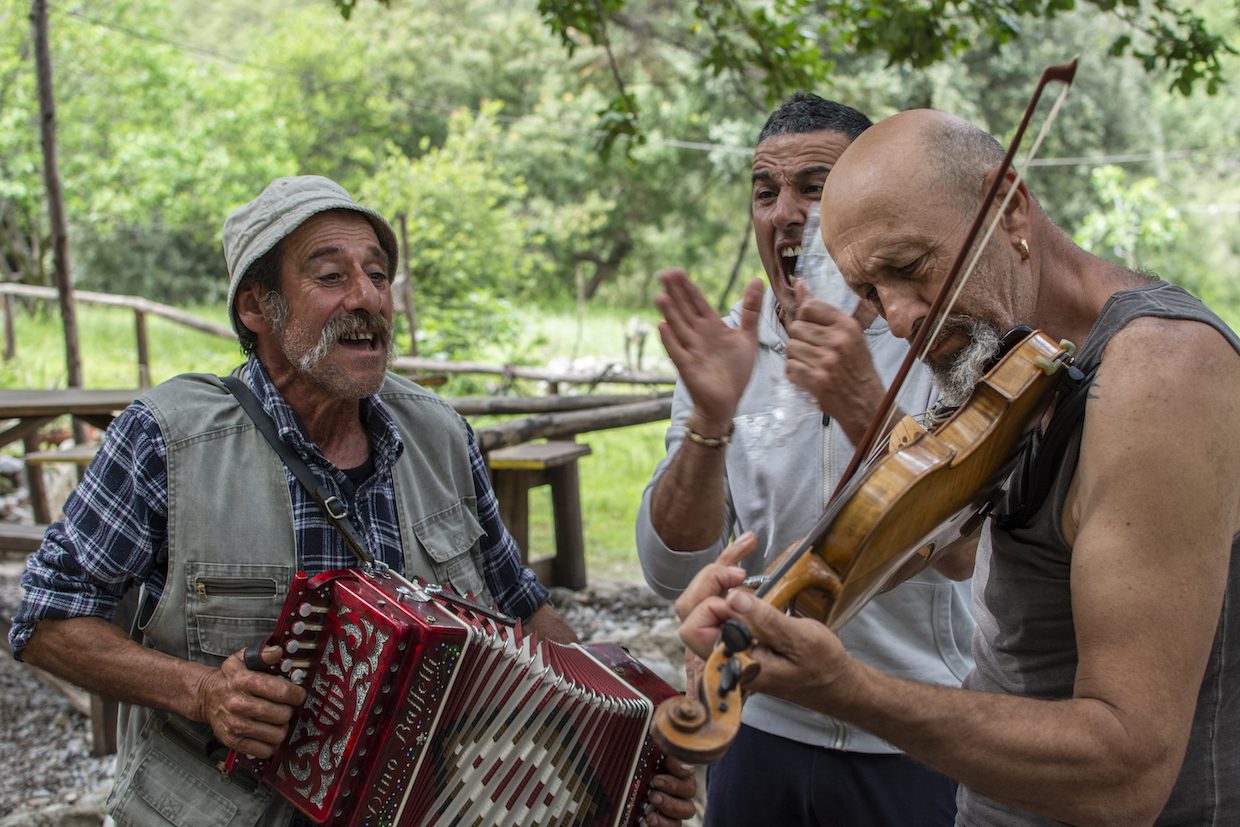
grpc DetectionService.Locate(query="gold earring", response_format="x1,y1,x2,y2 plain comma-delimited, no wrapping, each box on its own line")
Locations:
1018,238,1030,261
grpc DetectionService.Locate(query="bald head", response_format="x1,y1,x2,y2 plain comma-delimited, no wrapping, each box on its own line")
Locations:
823,109,1005,237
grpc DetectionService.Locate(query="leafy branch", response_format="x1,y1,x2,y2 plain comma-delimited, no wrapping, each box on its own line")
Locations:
333,0,1233,153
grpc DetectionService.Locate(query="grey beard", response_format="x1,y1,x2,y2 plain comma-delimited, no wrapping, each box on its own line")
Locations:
930,317,1002,408
299,312,394,371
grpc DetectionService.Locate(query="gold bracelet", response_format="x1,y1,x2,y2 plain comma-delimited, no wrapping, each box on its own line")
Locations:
683,424,732,448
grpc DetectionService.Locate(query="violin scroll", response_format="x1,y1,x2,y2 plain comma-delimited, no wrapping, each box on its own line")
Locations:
651,543,842,763
651,626,760,764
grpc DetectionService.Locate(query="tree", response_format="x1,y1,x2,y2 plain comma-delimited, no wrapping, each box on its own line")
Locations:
339,0,1234,153
1075,165,1184,268
359,105,549,357
0,0,298,302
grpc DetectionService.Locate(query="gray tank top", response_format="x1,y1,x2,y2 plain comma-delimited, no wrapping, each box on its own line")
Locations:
958,281,1240,826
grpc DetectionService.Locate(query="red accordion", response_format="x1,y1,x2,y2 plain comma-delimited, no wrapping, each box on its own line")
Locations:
227,568,676,826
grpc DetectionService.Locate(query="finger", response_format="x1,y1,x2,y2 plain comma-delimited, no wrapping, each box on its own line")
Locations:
725,589,803,653
640,805,688,827
242,642,278,671
656,320,691,369
719,530,758,566
645,787,697,823
228,735,279,760
678,596,739,657
655,291,693,345
663,268,718,323
656,288,713,357
673,555,750,622
662,756,697,778
650,770,697,800
223,725,288,760
684,649,704,697
792,286,848,326
226,656,307,707
738,278,764,339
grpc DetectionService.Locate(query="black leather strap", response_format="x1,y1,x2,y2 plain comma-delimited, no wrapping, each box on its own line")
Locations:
221,374,377,569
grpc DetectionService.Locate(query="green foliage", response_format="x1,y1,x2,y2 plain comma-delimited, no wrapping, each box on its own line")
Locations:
359,106,546,358
1075,165,1184,268
0,0,298,300
335,0,1230,153
2,0,1236,327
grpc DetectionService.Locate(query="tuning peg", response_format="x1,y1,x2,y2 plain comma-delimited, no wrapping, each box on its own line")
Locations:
720,620,752,657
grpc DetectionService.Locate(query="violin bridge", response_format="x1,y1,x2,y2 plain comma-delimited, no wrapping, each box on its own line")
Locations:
888,415,927,452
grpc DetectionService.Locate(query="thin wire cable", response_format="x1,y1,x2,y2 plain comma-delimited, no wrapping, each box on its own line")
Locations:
49,5,1238,165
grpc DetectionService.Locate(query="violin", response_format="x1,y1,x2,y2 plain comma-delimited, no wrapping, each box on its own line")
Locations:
650,61,1080,765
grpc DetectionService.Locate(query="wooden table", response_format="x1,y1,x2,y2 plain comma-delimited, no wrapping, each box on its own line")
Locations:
487,440,592,590
0,388,140,522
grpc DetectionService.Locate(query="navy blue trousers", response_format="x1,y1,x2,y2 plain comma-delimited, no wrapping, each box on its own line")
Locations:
703,724,958,826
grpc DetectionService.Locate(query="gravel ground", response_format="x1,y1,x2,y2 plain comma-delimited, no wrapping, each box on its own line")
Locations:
1,560,698,826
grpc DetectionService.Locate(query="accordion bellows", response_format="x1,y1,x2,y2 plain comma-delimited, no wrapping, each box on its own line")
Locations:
227,569,674,826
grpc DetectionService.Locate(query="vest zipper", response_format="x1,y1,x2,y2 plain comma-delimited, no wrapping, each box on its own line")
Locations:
822,414,833,509
194,577,279,602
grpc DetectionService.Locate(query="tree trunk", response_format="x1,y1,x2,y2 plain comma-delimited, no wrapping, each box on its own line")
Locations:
395,212,419,356
580,234,634,300
31,0,83,391
716,206,753,313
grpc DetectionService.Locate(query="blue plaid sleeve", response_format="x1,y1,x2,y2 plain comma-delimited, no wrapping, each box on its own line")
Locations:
464,422,549,622
8,402,169,659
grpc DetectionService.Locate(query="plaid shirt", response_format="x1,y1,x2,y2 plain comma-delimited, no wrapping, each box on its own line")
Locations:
9,357,548,657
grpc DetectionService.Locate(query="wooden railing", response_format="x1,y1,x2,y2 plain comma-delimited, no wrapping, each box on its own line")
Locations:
1,283,677,393
0,284,232,388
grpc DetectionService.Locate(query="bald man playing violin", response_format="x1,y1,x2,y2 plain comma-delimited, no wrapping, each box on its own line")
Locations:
674,109,1240,826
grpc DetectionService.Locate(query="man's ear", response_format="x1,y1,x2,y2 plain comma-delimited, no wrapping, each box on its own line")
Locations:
235,284,272,337
980,165,1032,253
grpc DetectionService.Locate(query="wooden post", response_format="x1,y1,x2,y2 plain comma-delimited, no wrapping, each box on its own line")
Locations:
134,309,151,387
24,434,51,525
31,0,83,395
2,294,14,360
395,212,418,356
33,0,90,459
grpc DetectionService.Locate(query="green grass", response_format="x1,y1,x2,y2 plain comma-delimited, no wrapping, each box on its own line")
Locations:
1,300,672,583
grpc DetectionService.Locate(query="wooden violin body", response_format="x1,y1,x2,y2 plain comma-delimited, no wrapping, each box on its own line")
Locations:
652,329,1075,764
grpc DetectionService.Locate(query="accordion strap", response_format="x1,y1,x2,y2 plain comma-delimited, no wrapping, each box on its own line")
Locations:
221,374,377,571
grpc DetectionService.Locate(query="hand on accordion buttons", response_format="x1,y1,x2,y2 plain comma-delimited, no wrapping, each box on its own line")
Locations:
641,756,699,827
194,644,308,759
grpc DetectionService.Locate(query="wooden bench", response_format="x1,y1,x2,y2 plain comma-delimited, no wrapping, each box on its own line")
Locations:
487,440,591,590
23,442,101,524
0,522,49,557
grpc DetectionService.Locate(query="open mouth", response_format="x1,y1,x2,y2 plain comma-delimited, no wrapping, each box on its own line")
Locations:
779,245,802,286
337,330,381,351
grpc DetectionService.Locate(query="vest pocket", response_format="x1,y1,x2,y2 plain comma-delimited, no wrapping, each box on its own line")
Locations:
109,711,285,826
184,563,292,665
411,499,489,601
